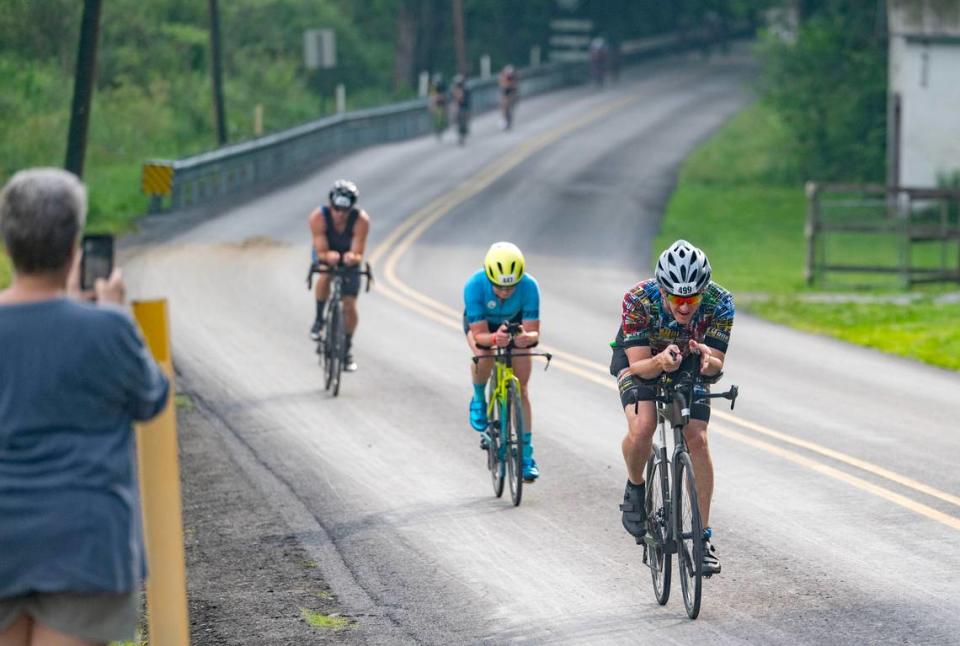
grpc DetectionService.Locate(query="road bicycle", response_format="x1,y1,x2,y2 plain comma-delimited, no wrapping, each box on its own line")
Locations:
639,363,738,619
471,323,551,506
500,91,517,131
306,262,373,397
431,101,449,140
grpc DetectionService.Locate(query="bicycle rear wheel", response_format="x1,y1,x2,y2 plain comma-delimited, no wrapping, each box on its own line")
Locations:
487,377,504,498
326,302,344,396
643,450,671,605
675,451,703,619
506,382,524,506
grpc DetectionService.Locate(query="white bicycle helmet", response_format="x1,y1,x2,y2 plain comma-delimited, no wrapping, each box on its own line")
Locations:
655,239,711,295
329,179,359,208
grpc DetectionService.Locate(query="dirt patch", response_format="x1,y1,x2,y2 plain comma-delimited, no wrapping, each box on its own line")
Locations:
226,235,289,250
176,389,362,645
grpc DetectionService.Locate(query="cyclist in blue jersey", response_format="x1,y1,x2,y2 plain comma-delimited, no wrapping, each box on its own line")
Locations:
463,242,542,482
308,180,371,372
612,240,734,576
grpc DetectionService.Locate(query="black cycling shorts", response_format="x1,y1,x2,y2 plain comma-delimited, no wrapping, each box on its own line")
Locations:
613,347,711,422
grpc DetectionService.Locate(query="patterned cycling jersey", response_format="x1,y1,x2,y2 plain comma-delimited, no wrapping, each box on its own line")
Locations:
619,278,734,357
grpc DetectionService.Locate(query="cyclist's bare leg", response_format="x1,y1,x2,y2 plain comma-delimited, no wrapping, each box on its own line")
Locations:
313,273,331,301
0,613,31,646
621,397,657,485
512,354,533,431
466,330,494,386
683,419,713,526
342,296,358,334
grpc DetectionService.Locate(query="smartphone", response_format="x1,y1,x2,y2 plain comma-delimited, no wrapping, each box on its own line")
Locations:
80,234,114,291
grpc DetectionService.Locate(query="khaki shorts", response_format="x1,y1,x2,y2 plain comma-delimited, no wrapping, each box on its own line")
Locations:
0,590,139,643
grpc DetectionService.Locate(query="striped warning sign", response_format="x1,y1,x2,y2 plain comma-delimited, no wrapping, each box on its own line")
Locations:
142,163,174,196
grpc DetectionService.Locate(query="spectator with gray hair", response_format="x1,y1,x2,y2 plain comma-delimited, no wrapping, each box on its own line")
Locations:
0,168,169,645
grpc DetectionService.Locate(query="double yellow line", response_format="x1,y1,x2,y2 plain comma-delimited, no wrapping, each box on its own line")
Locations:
368,93,960,533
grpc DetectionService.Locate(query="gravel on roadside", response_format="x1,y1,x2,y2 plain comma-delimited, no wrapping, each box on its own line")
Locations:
175,384,364,645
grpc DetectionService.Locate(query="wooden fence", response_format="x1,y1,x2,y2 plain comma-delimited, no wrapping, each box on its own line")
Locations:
805,182,960,287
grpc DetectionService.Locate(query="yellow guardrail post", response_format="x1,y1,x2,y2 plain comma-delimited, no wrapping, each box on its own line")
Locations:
142,161,174,214
132,299,190,646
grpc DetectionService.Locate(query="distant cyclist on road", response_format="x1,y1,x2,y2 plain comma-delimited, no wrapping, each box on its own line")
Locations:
498,64,519,130
463,242,541,481
451,74,472,146
308,179,370,372
612,239,734,575
429,72,449,140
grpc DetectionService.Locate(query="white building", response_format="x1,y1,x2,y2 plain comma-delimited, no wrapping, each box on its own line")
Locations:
888,1,960,187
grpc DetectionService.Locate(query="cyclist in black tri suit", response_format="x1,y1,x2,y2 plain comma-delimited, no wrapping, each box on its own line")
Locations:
612,240,734,576
451,74,471,146
308,179,371,372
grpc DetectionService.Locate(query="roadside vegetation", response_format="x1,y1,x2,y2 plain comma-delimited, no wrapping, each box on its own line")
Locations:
658,2,960,371
300,608,355,630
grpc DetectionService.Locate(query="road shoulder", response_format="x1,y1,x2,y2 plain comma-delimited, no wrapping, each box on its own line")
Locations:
176,383,364,644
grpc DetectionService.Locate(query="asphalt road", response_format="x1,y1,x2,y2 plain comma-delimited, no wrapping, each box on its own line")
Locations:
126,50,960,644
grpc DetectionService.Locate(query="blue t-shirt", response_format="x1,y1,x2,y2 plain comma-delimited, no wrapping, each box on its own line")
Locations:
463,269,540,326
0,298,169,597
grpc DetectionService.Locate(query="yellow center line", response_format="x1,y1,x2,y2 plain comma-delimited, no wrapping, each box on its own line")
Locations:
367,91,960,532
711,425,960,532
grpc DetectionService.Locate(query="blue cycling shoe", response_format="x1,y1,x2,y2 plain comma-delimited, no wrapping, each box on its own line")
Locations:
522,458,540,482
469,395,488,431
479,431,490,450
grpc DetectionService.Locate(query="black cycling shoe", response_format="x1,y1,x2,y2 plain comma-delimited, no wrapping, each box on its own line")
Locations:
619,480,646,542
702,538,721,577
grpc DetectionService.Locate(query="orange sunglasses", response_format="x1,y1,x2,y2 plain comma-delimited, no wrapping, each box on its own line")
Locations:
665,292,703,307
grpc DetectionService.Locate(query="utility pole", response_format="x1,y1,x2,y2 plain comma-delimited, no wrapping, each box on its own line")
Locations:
452,0,468,75
64,0,103,178
208,0,228,145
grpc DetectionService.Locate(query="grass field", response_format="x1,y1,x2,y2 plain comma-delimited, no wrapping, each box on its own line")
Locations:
658,103,959,371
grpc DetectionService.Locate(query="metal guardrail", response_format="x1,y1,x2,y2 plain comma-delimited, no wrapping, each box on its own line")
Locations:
805,182,960,287
142,62,585,212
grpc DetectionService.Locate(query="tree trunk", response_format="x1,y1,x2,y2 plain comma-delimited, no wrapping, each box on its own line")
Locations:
451,0,467,75
394,1,417,91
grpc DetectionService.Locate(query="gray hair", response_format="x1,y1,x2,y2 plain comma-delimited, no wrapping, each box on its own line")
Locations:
0,168,87,274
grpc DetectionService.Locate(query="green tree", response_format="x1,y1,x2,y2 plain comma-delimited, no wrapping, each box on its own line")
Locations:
759,1,887,182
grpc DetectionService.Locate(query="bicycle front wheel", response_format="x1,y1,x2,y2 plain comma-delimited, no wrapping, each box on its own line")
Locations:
487,376,504,498
506,382,524,507
675,451,703,619
326,302,344,396
644,450,671,605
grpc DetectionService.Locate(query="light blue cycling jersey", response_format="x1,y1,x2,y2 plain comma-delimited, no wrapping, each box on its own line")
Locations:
463,269,540,327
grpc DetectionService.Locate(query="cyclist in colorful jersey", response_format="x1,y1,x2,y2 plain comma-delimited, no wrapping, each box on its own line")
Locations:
611,239,733,575
498,64,519,130
308,179,371,372
463,242,542,482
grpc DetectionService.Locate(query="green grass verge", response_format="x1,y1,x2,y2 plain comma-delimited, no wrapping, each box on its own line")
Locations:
751,298,960,371
0,252,9,289
659,102,959,371
300,608,354,630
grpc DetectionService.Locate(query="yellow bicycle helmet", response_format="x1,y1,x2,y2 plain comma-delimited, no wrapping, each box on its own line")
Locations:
484,242,525,286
